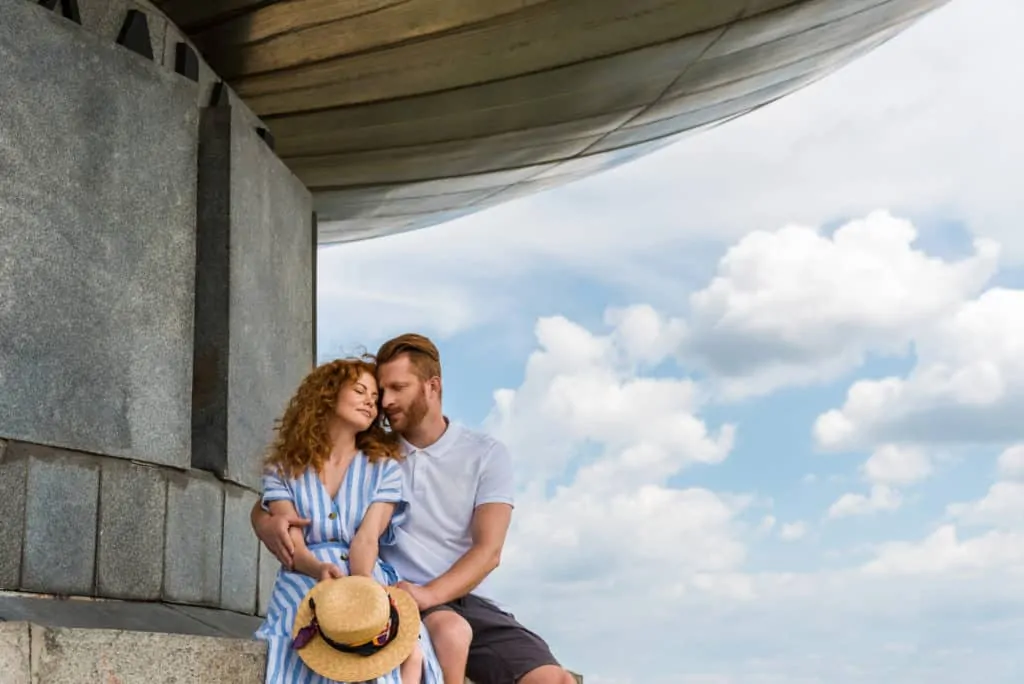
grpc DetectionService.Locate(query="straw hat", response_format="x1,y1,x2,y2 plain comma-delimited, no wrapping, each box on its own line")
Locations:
290,575,421,681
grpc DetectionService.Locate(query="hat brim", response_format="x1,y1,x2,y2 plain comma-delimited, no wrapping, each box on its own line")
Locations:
292,581,421,682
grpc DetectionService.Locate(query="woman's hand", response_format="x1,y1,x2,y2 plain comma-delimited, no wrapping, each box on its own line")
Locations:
318,562,346,582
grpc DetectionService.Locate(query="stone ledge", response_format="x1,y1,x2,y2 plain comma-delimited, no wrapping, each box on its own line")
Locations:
0,619,583,683
0,441,267,615
0,621,265,684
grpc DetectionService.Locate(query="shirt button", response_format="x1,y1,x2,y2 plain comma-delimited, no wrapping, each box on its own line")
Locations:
328,512,337,520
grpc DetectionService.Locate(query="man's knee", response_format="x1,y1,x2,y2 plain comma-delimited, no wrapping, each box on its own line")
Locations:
518,664,575,684
424,609,473,650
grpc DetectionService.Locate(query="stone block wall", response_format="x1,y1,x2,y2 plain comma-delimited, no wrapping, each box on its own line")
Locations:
0,0,312,616
0,440,276,616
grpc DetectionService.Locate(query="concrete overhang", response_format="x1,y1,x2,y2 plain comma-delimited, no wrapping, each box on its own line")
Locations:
155,0,950,244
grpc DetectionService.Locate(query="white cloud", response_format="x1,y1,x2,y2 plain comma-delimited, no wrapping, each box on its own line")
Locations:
863,524,1024,576
862,444,933,486
681,210,998,398
948,481,1024,531
779,522,808,542
466,304,1024,683
997,444,1024,480
826,445,934,520
485,313,734,490
479,309,746,610
815,287,1024,450
827,484,903,518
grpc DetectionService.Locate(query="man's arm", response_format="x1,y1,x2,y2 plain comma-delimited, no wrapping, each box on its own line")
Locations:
419,502,512,606
251,498,310,569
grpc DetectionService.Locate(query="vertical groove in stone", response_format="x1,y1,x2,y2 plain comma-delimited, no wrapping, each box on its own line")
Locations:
191,106,233,477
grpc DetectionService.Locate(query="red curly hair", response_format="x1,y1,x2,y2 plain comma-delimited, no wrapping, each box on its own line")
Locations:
264,356,402,479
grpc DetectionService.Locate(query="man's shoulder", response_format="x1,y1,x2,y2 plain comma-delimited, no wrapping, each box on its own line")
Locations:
450,424,509,461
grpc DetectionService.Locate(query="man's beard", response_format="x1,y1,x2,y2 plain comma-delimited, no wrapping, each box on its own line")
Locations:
388,390,429,434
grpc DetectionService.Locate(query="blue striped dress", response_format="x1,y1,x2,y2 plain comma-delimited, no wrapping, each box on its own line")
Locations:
254,453,443,684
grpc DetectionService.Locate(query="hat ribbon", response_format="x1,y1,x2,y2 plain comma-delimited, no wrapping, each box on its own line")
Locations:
292,594,400,656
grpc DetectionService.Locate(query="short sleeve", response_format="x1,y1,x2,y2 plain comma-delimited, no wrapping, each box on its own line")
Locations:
475,440,515,508
260,467,294,512
373,459,408,546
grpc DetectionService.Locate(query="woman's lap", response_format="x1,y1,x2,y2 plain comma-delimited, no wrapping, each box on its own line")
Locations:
255,552,438,684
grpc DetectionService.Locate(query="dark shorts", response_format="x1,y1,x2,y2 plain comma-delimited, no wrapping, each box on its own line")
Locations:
421,594,560,684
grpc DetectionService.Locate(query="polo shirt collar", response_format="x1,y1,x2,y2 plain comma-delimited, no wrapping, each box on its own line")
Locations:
400,417,461,458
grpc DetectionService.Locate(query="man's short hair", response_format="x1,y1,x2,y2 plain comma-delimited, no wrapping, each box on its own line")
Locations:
376,333,442,382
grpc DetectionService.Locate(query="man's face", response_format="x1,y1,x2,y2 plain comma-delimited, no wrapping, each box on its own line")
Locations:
378,355,430,434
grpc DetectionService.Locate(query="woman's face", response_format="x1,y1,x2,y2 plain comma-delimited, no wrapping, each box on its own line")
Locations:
334,371,379,432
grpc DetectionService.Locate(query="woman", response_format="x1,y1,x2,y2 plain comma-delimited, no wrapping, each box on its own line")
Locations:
254,356,443,684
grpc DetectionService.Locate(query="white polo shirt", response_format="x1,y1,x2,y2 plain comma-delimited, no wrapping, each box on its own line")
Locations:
379,420,515,601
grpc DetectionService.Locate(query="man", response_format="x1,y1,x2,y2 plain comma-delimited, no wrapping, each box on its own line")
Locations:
251,333,576,684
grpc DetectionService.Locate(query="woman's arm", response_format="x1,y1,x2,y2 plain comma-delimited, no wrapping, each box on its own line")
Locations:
348,501,397,578
268,500,340,580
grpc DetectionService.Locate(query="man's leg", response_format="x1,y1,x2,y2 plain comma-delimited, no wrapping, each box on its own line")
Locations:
454,595,574,684
422,605,473,684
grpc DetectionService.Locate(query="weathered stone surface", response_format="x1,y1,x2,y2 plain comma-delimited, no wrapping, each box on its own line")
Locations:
0,622,30,684
192,102,314,491
21,446,99,595
220,486,259,614
0,593,261,639
0,441,27,590
170,605,263,640
257,542,279,618
0,0,198,469
164,474,223,606
30,624,266,683
97,458,167,600
226,107,314,490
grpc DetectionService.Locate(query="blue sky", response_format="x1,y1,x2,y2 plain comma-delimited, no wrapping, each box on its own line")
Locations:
315,1,1024,681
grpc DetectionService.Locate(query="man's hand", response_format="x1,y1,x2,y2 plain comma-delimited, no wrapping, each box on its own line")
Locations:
396,581,440,612
254,510,310,569
318,562,346,582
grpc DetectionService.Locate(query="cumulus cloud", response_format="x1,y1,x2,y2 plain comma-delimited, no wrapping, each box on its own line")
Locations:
826,444,936,519
997,444,1024,480
779,521,808,542
485,314,734,490
862,444,933,485
681,210,998,398
863,525,1024,576
828,484,903,518
481,304,1023,683
815,287,1024,450
481,311,744,602
947,482,1024,531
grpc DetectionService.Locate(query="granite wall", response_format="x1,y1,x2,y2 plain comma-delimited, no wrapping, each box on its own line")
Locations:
0,439,275,615
0,0,199,469
0,0,313,614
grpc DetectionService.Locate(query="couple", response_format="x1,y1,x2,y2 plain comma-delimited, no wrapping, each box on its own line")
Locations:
251,333,574,684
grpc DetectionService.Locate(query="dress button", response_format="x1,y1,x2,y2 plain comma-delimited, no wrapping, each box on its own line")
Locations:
328,512,337,520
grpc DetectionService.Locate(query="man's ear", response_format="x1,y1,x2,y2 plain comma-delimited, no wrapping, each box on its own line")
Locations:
427,376,442,399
